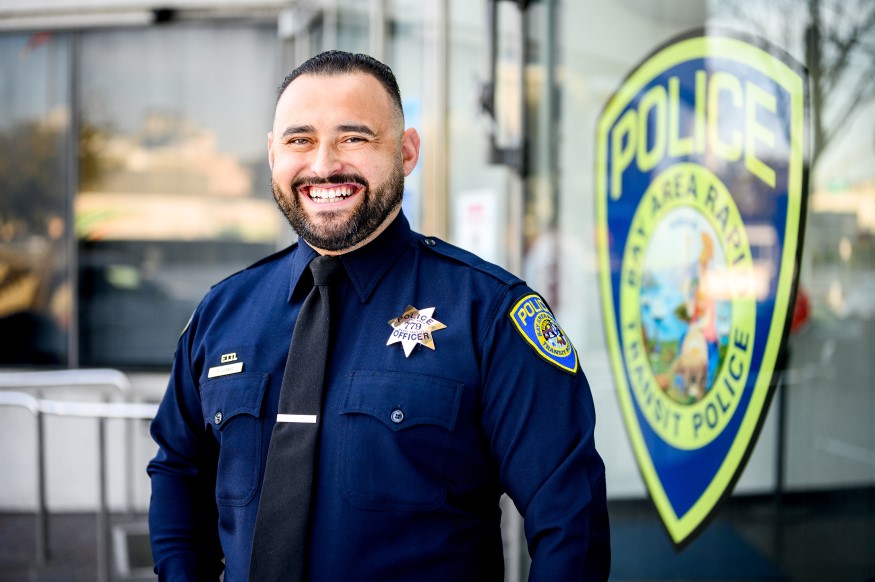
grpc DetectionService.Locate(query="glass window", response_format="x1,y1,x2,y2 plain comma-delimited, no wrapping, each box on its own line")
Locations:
77,25,281,368
705,0,875,494
556,0,874,578
387,0,425,231
337,0,370,54
447,0,515,268
0,32,72,366
522,0,560,306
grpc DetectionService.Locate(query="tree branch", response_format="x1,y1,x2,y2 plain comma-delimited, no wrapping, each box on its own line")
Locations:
822,5,875,95
819,73,875,161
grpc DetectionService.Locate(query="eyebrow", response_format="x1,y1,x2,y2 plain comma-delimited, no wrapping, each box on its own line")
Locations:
337,124,376,136
281,123,377,138
282,125,316,138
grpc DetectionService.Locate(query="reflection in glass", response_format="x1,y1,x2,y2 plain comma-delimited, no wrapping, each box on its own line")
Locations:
557,1,873,576
387,0,425,231
77,26,281,367
0,32,71,366
338,0,369,54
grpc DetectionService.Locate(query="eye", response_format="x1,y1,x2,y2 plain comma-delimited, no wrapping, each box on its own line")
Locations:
286,137,310,146
342,134,373,145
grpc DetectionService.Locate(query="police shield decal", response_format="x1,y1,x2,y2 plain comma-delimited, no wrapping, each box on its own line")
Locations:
595,30,809,546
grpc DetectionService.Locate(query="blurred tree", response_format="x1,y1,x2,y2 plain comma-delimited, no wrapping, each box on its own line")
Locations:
804,0,875,167
0,118,112,240
0,121,64,239
714,0,875,168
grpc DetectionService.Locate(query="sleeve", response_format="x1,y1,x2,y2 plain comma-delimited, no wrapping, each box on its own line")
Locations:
479,288,611,581
147,312,224,581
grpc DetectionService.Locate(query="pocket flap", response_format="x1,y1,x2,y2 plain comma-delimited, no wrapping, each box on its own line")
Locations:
200,372,269,429
342,370,463,432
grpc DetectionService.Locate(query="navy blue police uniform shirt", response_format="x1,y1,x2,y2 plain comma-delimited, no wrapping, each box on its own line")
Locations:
147,212,610,581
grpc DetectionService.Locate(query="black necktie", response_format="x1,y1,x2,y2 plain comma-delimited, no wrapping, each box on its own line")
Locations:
249,255,343,581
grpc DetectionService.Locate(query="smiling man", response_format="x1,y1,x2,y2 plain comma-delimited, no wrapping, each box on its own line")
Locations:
268,64,418,254
148,51,610,582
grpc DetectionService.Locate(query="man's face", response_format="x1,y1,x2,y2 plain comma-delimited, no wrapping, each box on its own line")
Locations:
268,72,420,253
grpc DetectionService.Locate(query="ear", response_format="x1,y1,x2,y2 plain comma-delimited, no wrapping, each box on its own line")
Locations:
400,128,420,176
267,131,275,170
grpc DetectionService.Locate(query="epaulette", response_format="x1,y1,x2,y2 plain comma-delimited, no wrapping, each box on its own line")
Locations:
417,235,522,287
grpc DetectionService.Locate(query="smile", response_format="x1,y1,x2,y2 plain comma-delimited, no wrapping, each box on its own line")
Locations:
302,184,360,204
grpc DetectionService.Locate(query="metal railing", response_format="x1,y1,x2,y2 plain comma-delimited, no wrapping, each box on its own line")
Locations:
0,369,158,582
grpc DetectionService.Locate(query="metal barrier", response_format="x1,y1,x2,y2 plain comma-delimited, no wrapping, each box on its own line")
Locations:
0,370,158,582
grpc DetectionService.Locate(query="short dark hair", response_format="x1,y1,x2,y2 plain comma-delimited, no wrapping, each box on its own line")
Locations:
276,50,403,121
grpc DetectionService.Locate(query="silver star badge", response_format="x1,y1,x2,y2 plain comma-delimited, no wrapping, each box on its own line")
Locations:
387,306,447,357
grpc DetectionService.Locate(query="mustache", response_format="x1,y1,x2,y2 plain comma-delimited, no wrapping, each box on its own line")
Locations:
290,173,369,190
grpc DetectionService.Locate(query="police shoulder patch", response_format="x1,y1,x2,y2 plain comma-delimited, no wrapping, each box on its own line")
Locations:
509,293,579,374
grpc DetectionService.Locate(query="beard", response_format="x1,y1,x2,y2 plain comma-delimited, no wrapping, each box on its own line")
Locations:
272,163,405,252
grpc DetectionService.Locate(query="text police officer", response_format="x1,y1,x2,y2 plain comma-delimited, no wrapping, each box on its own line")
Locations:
147,51,610,581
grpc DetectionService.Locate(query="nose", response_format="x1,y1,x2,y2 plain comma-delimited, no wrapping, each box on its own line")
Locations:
310,141,342,179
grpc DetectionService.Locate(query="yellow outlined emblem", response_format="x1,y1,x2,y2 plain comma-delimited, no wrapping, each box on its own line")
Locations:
595,29,809,547
509,293,578,374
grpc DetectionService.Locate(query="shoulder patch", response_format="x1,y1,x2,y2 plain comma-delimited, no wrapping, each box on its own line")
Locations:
509,293,579,374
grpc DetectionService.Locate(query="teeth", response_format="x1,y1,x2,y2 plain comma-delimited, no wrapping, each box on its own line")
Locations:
309,186,354,203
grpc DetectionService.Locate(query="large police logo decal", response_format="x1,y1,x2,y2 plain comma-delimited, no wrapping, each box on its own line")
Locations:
622,165,756,451
595,30,809,546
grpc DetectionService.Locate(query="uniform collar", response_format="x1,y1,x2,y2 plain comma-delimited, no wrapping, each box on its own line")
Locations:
288,212,416,303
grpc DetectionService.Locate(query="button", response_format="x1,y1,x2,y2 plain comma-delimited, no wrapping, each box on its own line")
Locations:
423,238,436,246
390,409,404,424
214,411,223,425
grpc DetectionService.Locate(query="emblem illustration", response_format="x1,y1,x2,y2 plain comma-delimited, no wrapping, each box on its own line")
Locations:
509,293,578,374
595,30,809,546
387,306,447,357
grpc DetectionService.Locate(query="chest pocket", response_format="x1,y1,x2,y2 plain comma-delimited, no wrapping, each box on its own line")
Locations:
341,370,464,511
200,372,269,506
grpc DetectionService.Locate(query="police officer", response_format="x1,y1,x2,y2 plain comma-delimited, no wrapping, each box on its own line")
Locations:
148,50,610,581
